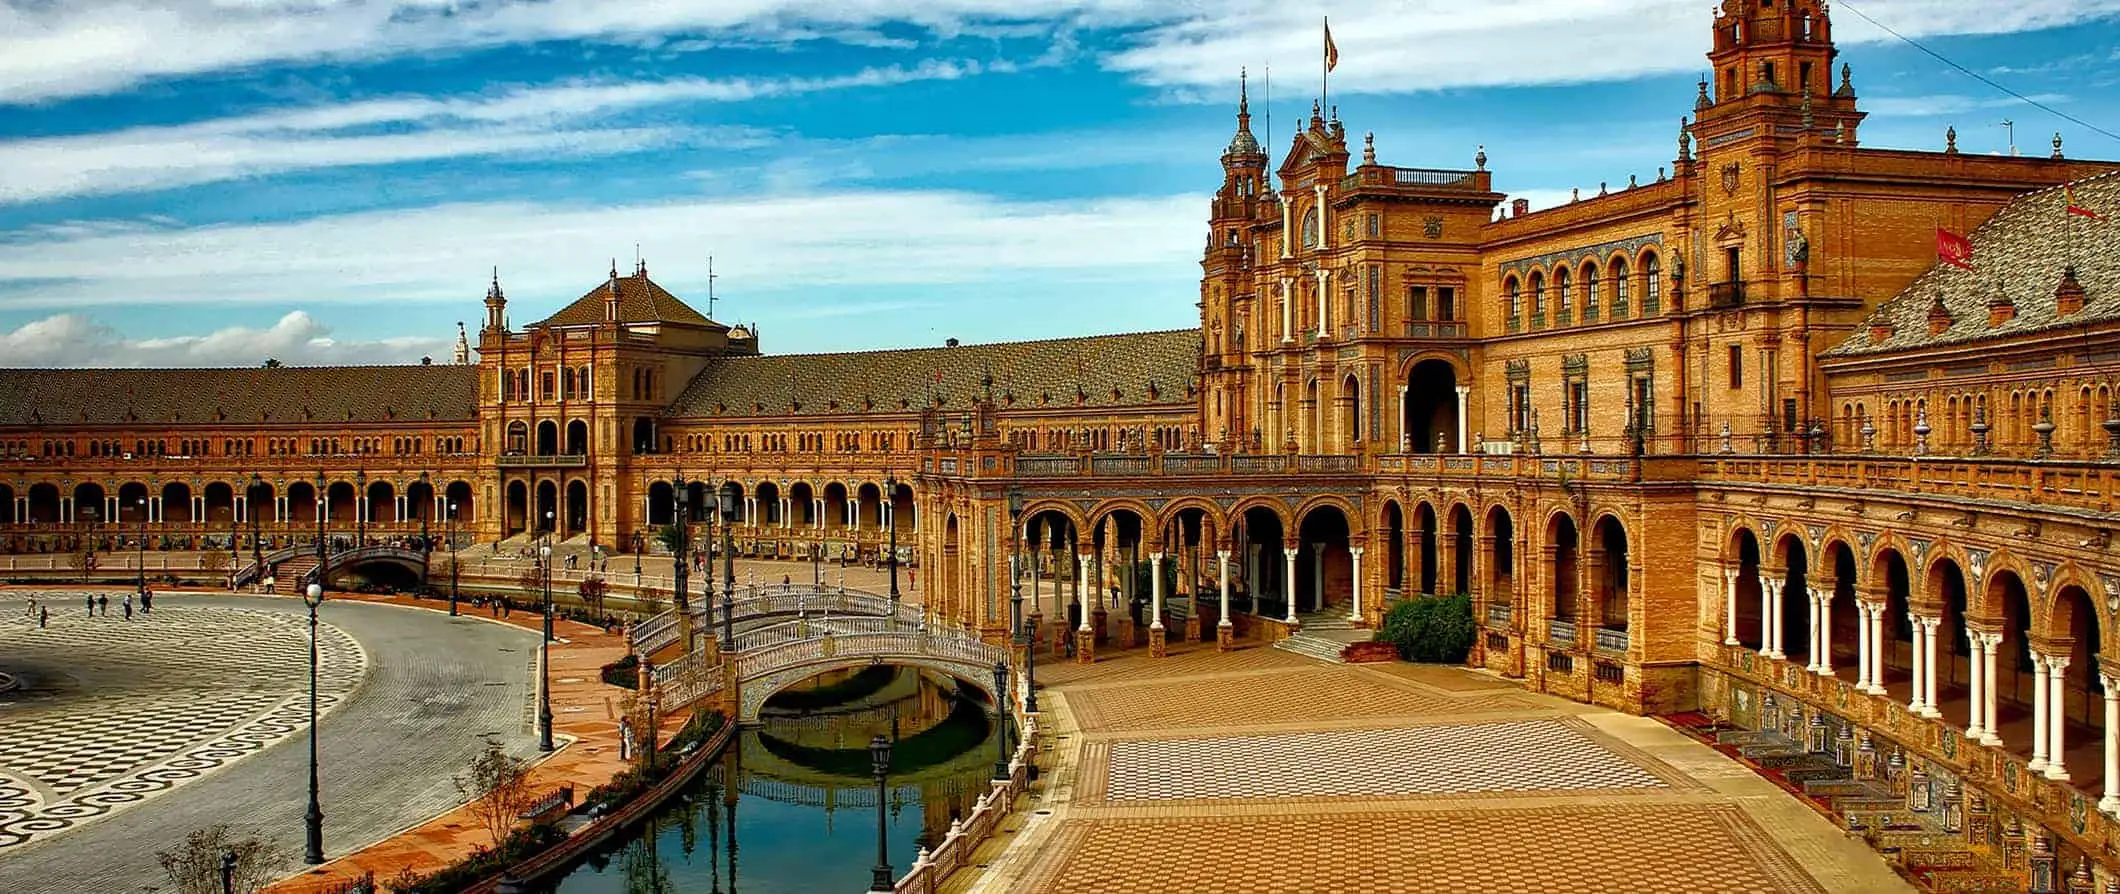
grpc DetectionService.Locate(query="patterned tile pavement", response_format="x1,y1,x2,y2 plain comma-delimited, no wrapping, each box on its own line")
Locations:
1012,804,1829,894
1085,719,1675,806
1064,665,1529,734
0,593,365,849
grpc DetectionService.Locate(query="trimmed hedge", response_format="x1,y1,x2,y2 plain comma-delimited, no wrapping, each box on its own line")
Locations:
578,710,725,815
599,654,640,690
1373,593,1475,664
397,821,566,894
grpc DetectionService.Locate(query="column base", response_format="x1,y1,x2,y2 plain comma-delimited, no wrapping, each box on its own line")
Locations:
1115,616,1136,650
1723,637,1739,646
2044,765,2071,782
1049,622,1069,659
1916,705,1942,718
1091,609,1108,648
2029,756,2049,772
1764,650,1785,660
1215,623,1234,653
1979,732,2003,747
2098,794,2120,815
1183,614,1202,644
1074,629,1095,665
1149,626,1167,658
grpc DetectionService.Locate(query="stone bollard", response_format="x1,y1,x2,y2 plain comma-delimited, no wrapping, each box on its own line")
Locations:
1149,625,1167,659
1074,628,1095,664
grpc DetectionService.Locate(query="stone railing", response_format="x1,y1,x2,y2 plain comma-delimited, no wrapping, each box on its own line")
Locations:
652,648,724,713
1003,452,1372,480
733,626,1002,682
495,454,588,468
630,608,680,655
1593,626,1629,654
1547,619,1577,645
1697,454,2120,514
1486,602,1512,625
888,711,1038,894
727,615,906,653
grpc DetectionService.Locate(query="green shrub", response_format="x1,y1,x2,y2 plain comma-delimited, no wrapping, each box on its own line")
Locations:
600,654,640,690
1373,593,1475,663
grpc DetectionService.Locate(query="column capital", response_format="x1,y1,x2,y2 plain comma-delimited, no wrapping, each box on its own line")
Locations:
2046,653,2072,672
1216,549,1231,560
1349,546,1365,557
1724,567,1740,582
2103,672,2120,693
1149,551,1165,562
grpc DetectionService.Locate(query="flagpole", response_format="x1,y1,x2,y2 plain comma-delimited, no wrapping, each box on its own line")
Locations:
1321,16,1329,119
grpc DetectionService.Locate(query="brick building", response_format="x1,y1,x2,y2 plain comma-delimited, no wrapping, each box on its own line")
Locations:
5,0,2120,883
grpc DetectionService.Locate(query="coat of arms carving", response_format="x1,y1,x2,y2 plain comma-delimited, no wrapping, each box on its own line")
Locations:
1721,163,1741,196
1423,217,1444,239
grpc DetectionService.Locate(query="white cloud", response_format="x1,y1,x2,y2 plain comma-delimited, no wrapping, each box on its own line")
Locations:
5,0,2116,104
0,310,451,367
1863,92,2071,117
0,60,991,205
0,189,1207,314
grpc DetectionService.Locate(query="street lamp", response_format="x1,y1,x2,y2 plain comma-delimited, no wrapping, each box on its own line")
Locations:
868,735,893,893
992,659,1011,780
884,474,900,603
416,471,430,550
718,485,736,607
673,473,691,621
135,495,147,598
538,543,555,752
354,470,366,547
302,582,327,864
248,474,263,588
314,471,328,567
446,502,460,616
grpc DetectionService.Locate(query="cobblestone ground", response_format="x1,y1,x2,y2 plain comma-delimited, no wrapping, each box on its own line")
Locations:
959,640,1911,894
0,590,538,894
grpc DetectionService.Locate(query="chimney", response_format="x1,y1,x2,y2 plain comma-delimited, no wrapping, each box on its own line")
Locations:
1987,289,2016,327
1512,198,1530,217
1926,295,1954,336
1869,319,1894,344
2056,267,2087,316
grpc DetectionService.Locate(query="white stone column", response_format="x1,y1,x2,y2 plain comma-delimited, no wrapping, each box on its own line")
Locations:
1280,201,1293,260
1967,631,1991,741
1454,385,1471,453
1877,610,1896,698
1314,268,1331,338
781,498,791,528
1149,552,1166,630
2046,654,2071,781
1854,603,1874,691
2030,654,2052,772
1761,579,1782,659
1314,183,1329,251
1217,549,1233,629
1397,385,1411,452
1283,545,1300,624
1907,615,1926,707
1812,587,1832,676
1723,569,1740,646
1280,276,1295,343
1917,618,1941,714
2100,675,2120,814
58,496,72,525
1076,552,1092,632
1348,547,1365,622
1980,633,2004,746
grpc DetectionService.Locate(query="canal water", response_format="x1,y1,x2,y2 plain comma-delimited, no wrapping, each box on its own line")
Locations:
546,666,1002,894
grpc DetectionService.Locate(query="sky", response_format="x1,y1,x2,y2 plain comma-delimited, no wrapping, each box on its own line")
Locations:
1,0,2118,368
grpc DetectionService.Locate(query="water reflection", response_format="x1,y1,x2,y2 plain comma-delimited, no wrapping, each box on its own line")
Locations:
550,668,998,894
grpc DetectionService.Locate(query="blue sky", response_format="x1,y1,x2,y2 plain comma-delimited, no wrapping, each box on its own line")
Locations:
1,0,2118,367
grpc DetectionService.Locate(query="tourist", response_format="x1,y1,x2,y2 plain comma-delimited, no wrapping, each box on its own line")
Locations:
85,593,94,617
38,606,48,628
122,594,133,621
97,593,108,616
141,588,152,613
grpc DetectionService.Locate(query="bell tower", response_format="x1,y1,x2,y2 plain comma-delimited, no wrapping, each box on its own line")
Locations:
1202,71,1269,449
1698,0,1863,142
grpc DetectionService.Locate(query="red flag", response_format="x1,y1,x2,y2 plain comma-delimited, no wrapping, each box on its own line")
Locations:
934,369,943,383
2067,183,2103,221
1324,20,1339,73
1936,228,1976,271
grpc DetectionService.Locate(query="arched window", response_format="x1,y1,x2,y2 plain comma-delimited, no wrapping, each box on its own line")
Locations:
1641,253,1662,310
1582,263,1600,317
1611,257,1630,313
1503,276,1521,321
1555,266,1572,312
1529,272,1546,317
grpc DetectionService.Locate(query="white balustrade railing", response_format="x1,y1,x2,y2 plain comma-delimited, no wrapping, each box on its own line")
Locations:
630,608,681,655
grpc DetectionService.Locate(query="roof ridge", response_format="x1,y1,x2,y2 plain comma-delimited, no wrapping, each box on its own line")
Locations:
0,363,477,373
697,327,1201,363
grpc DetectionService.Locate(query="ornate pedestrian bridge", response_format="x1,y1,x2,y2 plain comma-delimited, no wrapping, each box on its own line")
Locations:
636,586,1012,724
231,544,429,589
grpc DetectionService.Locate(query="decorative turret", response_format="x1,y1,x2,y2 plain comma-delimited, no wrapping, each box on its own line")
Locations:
453,321,470,364
1699,0,1862,144
1223,68,1262,160
605,259,622,323
482,268,507,332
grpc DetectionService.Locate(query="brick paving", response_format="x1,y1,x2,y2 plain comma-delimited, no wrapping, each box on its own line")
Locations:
950,637,1910,894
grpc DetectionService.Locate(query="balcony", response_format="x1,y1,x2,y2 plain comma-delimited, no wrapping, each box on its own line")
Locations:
497,453,587,468
1547,619,1577,645
1404,320,1469,339
1594,627,1630,654
1486,602,1513,625
1002,452,1374,480
1708,281,1745,309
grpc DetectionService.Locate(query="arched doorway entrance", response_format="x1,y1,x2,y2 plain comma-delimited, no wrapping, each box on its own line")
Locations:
1236,506,1286,617
1591,514,1628,634
566,480,588,538
1449,504,1474,596
1486,506,1514,612
1413,503,1438,595
1548,512,1579,631
1294,505,1351,616
505,481,528,537
1404,359,1460,453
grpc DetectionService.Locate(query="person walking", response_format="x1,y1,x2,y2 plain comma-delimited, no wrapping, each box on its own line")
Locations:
38,606,48,628
97,593,109,616
122,594,133,621
141,588,153,614
86,593,95,617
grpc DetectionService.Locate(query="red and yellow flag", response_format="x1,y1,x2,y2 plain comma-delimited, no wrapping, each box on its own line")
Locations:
1324,20,1339,73
1937,228,1976,271
2067,183,2103,221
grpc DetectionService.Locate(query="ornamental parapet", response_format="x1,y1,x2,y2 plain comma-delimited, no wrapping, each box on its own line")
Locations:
1698,455,2120,515
495,454,588,468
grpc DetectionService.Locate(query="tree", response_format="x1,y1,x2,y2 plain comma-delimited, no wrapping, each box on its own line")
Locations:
67,544,96,583
653,524,686,555
454,739,535,847
636,586,667,617
1374,593,1476,663
579,575,608,617
156,824,286,894
517,562,547,600
199,550,230,573
261,358,282,368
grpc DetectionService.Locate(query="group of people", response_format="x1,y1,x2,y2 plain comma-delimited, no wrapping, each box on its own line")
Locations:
17,589,155,628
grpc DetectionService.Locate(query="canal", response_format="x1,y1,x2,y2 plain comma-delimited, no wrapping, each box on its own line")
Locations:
545,665,1002,893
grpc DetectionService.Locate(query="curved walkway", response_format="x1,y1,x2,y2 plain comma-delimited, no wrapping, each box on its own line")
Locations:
0,591,539,894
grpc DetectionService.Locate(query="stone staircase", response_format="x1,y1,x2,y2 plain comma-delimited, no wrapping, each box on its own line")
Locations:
273,554,318,587
1668,716,2023,893
1271,614,1370,664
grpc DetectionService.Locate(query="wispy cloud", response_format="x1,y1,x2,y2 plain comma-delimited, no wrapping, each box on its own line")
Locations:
0,189,1206,312
0,310,451,367
0,60,999,205
1863,92,2072,117
5,1,2117,104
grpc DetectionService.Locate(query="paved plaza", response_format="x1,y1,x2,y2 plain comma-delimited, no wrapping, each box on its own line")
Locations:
960,642,1912,894
0,590,539,894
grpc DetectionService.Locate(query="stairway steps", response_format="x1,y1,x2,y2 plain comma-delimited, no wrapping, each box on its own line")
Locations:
1272,634,1351,664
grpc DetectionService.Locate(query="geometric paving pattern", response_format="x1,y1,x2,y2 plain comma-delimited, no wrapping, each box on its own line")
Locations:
1065,667,1528,734
1098,720,1669,804
1013,804,1830,894
0,592,366,850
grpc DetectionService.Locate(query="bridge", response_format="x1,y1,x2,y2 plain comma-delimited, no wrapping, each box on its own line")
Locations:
232,544,430,589
642,587,1012,725
627,585,921,657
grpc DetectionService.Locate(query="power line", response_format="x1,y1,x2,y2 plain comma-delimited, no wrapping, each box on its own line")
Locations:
1837,0,2120,144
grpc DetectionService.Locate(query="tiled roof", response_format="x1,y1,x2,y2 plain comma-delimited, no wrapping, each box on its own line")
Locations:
0,365,479,427
1826,171,2120,358
535,270,714,328
669,329,1202,417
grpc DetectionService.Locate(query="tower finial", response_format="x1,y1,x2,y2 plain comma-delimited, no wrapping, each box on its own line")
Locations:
1239,67,1248,116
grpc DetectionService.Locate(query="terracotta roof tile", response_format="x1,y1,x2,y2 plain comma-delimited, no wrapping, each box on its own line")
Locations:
536,271,713,328
0,365,479,427
1826,171,2120,358
669,329,1202,417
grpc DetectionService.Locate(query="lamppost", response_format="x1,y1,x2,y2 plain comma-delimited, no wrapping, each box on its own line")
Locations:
884,473,900,603
314,472,327,566
248,473,263,586
302,582,327,864
446,502,460,616
719,485,736,605
673,473,691,622
992,659,1011,780
868,735,893,893
416,471,430,549
135,495,147,598
219,849,237,894
537,543,555,752
1020,616,1038,714
354,470,366,547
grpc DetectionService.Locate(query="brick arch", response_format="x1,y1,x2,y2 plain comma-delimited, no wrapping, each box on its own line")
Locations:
1866,530,1915,585
1227,496,1292,541
1968,547,2032,624
1087,498,1159,534
1019,501,1087,540
1292,494,1363,538
2038,561,2107,652
1720,514,1766,565
1154,497,1227,541
1393,350,1470,383
1768,529,1809,572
